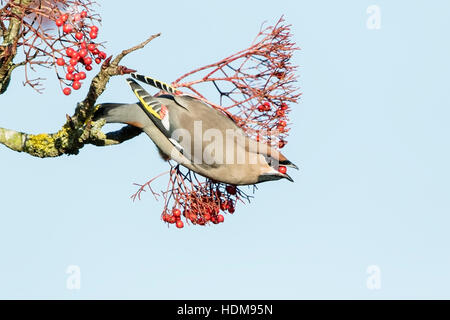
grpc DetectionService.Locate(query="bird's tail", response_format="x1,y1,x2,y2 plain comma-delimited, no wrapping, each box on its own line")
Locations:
93,103,146,128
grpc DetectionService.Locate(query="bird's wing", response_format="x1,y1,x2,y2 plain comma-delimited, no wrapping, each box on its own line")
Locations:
130,72,239,128
131,72,179,95
126,78,184,154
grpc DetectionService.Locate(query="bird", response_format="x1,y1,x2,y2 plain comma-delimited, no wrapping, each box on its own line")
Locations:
93,73,298,185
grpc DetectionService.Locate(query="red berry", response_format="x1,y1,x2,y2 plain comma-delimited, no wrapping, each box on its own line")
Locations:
79,49,88,58
75,32,83,40
61,13,69,22
79,41,87,49
263,101,271,111
85,65,93,71
89,31,97,39
71,52,80,61
63,24,73,33
55,19,63,27
95,57,101,64
70,49,79,58
277,126,285,133
83,57,92,65
226,185,237,195
80,11,88,18
65,48,75,57
73,73,81,81
258,105,265,112
228,207,235,214
98,51,107,59
278,120,287,127
211,216,218,224
280,103,288,110
169,216,176,224
204,213,211,221
63,87,71,95
278,166,287,174
56,58,65,66
217,215,225,223
220,201,228,211
65,73,74,80
278,140,286,149
69,58,78,66
74,13,82,22
276,109,285,117
87,43,96,51
176,220,184,229
78,72,86,80
67,65,75,73
72,81,81,90
90,26,99,33
172,208,181,217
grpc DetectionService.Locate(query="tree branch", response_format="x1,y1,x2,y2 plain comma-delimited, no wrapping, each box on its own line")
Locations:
0,33,161,158
0,0,33,94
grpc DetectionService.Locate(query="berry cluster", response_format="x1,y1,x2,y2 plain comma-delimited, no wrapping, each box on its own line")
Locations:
161,184,240,229
53,11,106,95
256,101,289,148
162,207,226,229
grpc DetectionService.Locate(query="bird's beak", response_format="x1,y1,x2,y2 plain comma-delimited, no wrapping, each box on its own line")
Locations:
281,172,294,182
286,162,299,170
258,171,294,183
279,160,299,170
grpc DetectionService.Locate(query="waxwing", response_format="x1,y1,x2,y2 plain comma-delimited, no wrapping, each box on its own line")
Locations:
93,73,298,185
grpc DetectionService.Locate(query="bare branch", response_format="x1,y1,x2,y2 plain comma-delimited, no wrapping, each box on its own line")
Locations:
111,32,161,67
171,17,300,150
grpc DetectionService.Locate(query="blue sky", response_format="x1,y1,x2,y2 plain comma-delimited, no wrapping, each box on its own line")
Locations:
1,0,449,299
